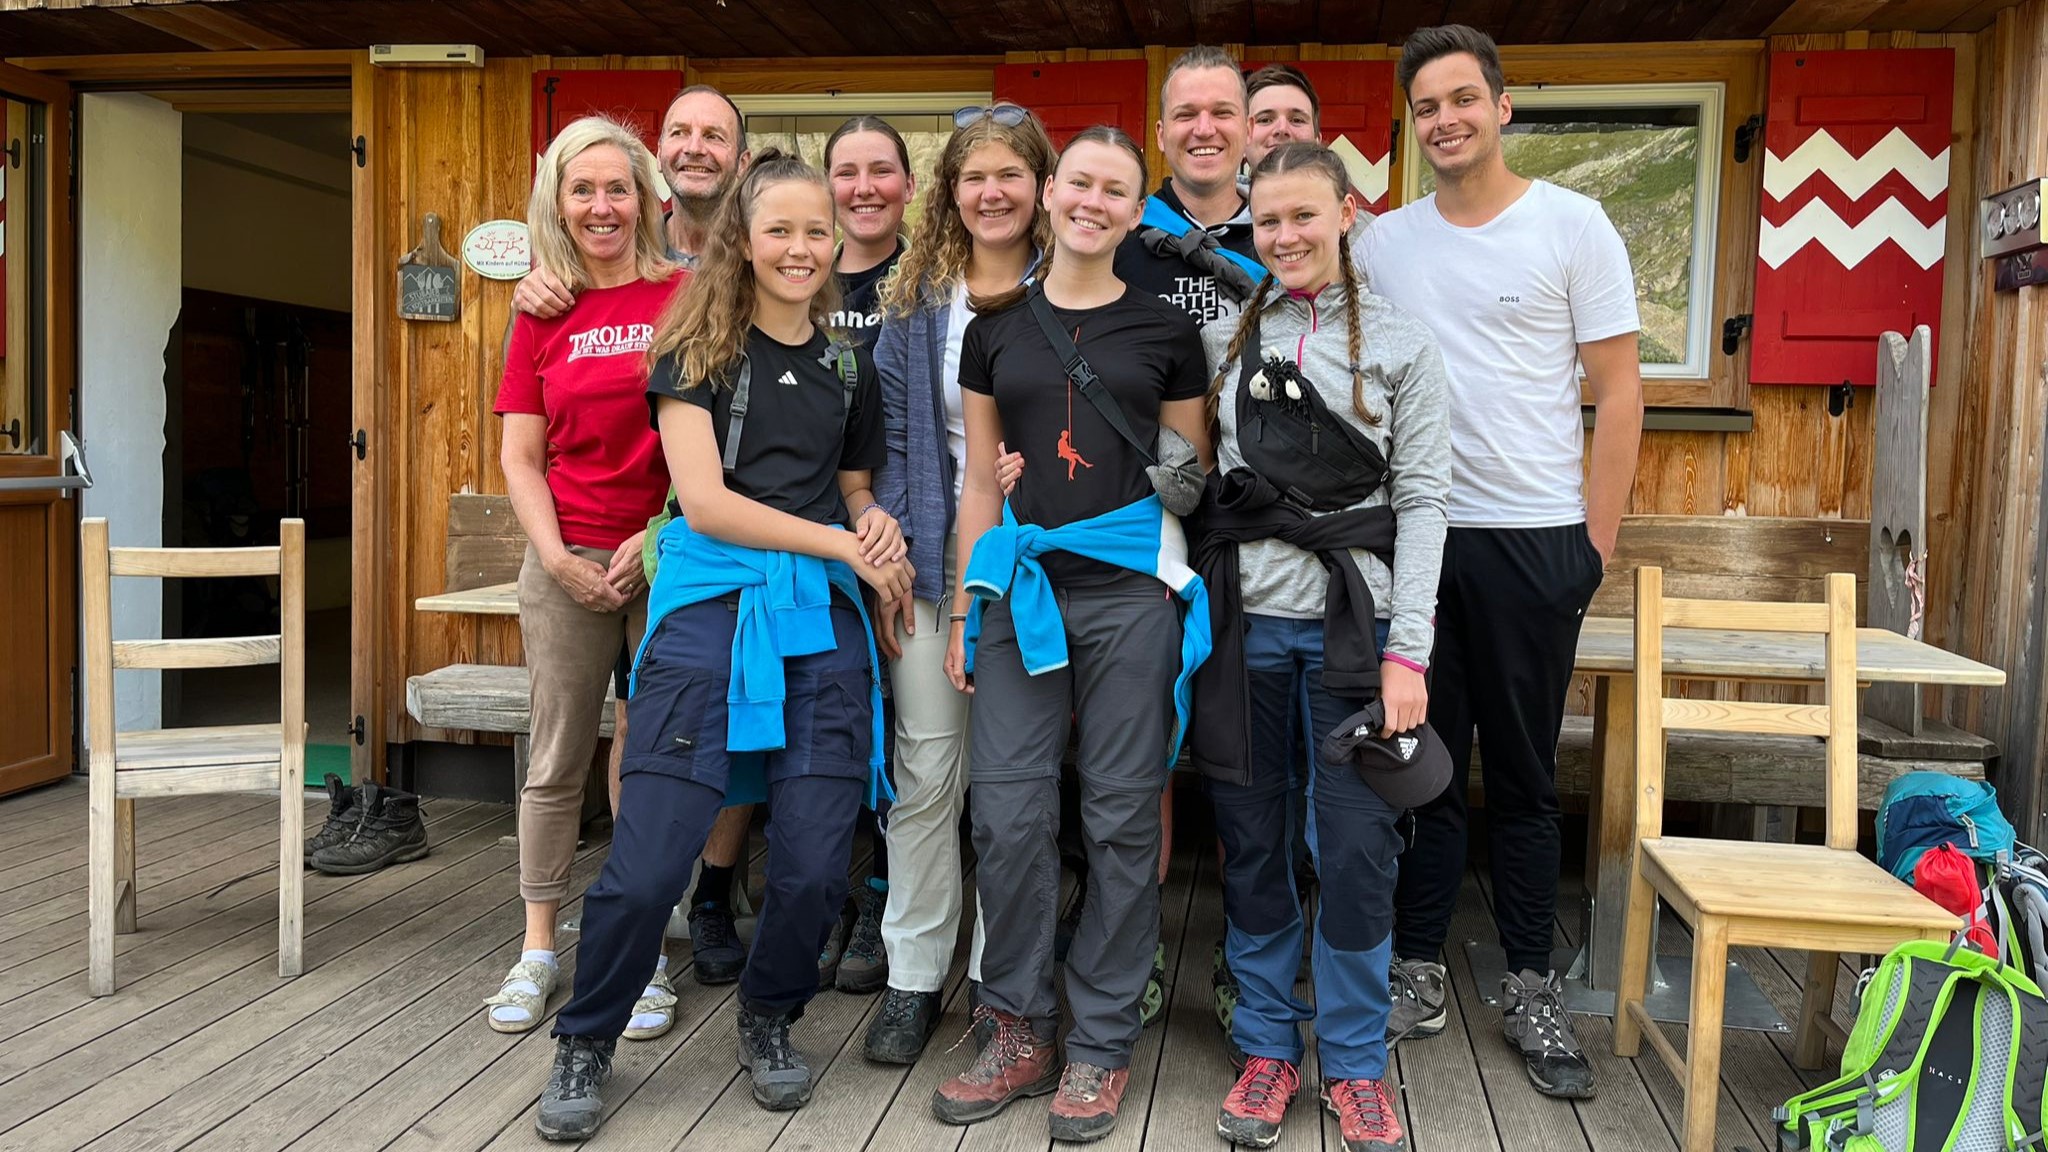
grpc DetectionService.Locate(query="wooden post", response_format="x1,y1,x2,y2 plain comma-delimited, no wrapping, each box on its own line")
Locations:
1867,327,1930,734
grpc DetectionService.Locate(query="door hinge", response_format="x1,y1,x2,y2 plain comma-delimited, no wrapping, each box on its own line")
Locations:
1721,314,1753,355
349,135,367,168
2,138,18,168
347,715,366,746
348,428,367,461
1733,115,1765,164
1389,118,1401,168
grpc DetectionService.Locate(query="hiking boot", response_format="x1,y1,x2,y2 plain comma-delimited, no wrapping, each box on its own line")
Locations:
303,773,358,863
931,1009,1062,1125
1213,941,1242,1039
1216,1056,1301,1148
817,898,854,989
736,1006,813,1111
968,979,999,1049
1502,968,1595,1099
1139,943,1167,1027
1322,1077,1406,1152
535,1035,614,1141
1048,1062,1128,1143
688,901,744,985
309,785,427,875
864,988,941,1063
836,882,888,994
1386,957,1448,1045
1054,882,1086,964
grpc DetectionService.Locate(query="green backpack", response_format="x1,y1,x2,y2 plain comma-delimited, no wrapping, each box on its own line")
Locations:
641,338,863,584
1777,938,2048,1151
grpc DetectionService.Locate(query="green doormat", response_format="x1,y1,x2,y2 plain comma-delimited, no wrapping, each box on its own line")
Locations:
306,744,352,787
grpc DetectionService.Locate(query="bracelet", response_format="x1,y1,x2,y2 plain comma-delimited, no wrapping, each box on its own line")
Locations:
948,612,969,622
858,502,885,520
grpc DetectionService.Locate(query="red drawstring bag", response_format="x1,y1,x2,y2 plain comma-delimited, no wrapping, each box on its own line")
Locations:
1914,842,1998,957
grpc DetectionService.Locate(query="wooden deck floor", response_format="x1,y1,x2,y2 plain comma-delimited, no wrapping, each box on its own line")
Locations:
0,779,1857,1152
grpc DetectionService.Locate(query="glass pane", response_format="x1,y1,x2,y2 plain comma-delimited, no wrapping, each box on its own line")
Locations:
1419,105,1700,366
0,96,43,455
745,112,956,233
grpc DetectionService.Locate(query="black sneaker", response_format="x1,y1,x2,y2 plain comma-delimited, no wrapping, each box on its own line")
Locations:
737,1006,812,1110
303,773,358,863
836,883,888,994
863,987,941,1063
309,784,428,876
1501,969,1595,1099
689,901,744,985
536,1034,614,1141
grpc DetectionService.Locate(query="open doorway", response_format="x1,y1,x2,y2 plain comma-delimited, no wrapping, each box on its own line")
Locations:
160,108,353,781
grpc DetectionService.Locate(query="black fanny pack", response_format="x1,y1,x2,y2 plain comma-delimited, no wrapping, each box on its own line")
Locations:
1234,308,1389,512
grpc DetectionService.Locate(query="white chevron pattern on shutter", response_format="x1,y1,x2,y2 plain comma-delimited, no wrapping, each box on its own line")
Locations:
1763,127,1950,201
1759,199,1947,270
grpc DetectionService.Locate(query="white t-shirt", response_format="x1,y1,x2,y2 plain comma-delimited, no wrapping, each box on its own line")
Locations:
941,283,973,501
1359,180,1638,528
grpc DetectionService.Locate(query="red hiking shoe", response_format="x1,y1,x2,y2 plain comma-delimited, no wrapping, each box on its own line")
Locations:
1216,1056,1301,1147
930,1010,1061,1125
1322,1076,1406,1152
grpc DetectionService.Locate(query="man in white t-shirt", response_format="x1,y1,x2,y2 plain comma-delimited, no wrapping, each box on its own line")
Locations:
1359,24,1643,1101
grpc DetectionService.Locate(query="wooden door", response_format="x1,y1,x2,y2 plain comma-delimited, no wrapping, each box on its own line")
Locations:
992,61,1149,149
0,63,77,797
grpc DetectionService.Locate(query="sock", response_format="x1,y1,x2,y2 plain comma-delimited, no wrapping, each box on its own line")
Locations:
489,949,557,1026
694,863,735,909
627,953,673,1034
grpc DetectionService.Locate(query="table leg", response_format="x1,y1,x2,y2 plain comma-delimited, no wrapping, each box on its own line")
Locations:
1582,673,1636,992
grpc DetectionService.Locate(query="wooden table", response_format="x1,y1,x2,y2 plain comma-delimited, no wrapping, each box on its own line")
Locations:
414,582,517,616
1561,616,2005,1018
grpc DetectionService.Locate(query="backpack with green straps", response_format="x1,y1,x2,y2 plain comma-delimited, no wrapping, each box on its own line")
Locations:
641,337,863,583
1776,938,2048,1151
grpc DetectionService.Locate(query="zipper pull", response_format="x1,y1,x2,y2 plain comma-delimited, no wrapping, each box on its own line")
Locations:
1310,423,1320,453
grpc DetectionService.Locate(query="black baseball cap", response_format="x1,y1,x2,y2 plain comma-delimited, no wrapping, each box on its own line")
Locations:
1320,700,1452,810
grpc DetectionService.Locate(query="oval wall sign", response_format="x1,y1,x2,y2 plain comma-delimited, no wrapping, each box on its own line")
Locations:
462,219,533,280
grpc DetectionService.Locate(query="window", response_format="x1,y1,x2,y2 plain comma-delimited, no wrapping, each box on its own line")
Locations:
735,94,988,233
1408,83,1724,379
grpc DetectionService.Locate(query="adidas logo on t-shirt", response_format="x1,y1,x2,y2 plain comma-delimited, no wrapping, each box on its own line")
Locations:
777,370,799,386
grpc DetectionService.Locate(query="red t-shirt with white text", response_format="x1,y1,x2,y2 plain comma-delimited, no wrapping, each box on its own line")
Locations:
494,274,685,549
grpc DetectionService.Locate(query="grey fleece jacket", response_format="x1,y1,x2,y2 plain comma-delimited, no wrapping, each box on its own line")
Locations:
1200,283,1452,668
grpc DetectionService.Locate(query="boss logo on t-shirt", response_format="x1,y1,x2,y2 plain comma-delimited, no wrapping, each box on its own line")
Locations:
1499,295,1522,304
566,323,655,362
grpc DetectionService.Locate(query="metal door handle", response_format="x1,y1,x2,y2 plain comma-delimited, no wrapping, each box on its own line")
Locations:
0,431,95,496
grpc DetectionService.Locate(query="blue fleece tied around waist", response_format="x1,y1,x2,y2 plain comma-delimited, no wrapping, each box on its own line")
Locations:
635,513,894,810
962,495,1213,772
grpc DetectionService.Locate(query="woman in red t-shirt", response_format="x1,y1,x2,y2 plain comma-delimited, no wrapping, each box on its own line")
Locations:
486,116,683,1036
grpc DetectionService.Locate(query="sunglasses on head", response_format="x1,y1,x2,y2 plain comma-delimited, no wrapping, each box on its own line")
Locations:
954,104,1030,130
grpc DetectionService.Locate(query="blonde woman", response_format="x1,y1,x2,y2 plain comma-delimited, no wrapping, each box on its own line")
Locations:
487,116,682,1036
863,103,1054,1063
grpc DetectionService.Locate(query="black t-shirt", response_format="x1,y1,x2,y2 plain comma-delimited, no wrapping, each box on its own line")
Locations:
647,325,885,528
959,286,1206,586
1112,180,1260,325
828,244,902,350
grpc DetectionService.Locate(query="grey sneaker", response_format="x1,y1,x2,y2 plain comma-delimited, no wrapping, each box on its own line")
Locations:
536,1035,614,1141
1501,968,1595,1099
1386,957,1447,1045
817,899,853,989
737,1006,813,1110
836,882,888,994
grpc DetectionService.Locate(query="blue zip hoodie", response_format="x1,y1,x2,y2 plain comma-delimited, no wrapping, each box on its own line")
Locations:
635,513,894,810
962,495,1212,773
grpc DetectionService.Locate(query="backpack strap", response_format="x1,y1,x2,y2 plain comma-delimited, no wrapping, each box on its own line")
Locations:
2012,985,2048,1147
1025,284,1155,465
820,337,860,426
1140,194,1265,295
720,355,752,474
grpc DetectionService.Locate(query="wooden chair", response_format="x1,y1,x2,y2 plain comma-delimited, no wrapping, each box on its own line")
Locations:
1610,566,1959,1152
82,517,306,997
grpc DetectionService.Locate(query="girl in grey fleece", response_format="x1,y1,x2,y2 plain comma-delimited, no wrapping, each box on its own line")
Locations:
1198,141,1449,1151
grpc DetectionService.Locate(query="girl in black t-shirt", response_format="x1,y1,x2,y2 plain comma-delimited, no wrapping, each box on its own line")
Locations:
537,150,914,1140
826,115,914,345
931,127,1213,1143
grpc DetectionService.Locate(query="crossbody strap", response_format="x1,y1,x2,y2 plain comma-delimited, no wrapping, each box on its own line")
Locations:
1025,285,1154,465
720,355,752,474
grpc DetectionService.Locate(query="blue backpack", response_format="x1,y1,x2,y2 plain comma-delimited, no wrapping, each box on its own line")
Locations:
1877,773,2017,883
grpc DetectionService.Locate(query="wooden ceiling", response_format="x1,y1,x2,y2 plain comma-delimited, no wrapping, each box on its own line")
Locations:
0,0,2022,59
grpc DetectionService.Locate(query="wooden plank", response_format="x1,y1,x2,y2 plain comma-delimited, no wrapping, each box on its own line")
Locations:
107,545,279,578
407,664,613,736
113,634,280,669
1658,698,1831,737
352,48,389,785
110,723,284,770
413,582,519,616
1866,328,1932,732
1857,714,1998,759
1607,516,1870,580
1659,598,1830,633
444,535,524,593
1575,618,2005,685
0,793,265,900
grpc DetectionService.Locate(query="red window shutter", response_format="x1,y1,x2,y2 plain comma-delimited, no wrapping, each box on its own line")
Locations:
1242,60,1395,214
1752,48,1952,386
992,61,1149,151
531,70,685,165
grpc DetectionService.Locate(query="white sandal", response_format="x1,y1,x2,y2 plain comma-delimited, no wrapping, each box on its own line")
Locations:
483,958,557,1033
624,967,679,1041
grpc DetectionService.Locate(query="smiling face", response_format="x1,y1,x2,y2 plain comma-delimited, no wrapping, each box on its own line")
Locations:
1247,83,1319,168
1406,51,1511,182
828,130,913,248
1251,168,1354,294
744,179,837,310
954,140,1038,254
558,143,639,272
1158,64,1247,196
1043,138,1145,261
660,89,746,207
